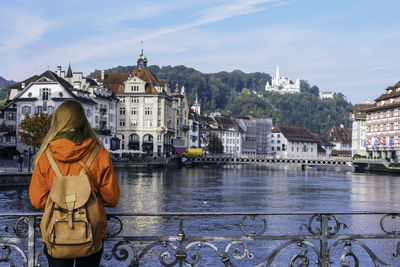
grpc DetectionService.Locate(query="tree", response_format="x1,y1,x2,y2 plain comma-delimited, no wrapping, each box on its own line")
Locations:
207,133,224,154
18,112,52,151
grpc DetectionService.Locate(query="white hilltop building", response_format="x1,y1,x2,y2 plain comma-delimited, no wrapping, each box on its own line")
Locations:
265,66,300,94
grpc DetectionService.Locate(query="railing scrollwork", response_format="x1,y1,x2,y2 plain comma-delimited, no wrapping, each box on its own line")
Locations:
1,212,400,266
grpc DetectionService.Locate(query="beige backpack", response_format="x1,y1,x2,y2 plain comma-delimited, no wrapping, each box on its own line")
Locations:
40,145,103,259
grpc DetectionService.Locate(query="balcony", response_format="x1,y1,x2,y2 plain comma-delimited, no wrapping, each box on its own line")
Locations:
1,211,400,266
94,127,111,136
100,108,107,115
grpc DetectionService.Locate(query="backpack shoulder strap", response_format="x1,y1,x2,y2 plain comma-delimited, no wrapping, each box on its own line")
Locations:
79,145,100,176
45,149,63,177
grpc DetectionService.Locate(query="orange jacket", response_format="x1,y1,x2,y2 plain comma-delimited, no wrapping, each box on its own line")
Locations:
29,138,120,238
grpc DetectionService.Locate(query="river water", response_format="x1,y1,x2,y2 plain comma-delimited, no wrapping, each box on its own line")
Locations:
2,165,400,266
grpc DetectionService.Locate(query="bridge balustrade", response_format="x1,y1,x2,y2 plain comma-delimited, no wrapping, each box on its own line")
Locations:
1,211,399,266
189,155,349,167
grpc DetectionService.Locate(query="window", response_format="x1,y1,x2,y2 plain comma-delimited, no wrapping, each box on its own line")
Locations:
158,120,161,127
119,107,125,115
131,107,139,115
277,147,281,151
131,97,139,103
22,106,31,115
41,88,50,100
158,108,161,116
110,103,114,110
119,120,125,127
86,109,91,117
36,106,42,113
95,116,99,123
131,120,139,126
145,120,152,127
110,115,114,122
6,112,15,121
145,107,152,115
131,85,139,92
145,97,153,103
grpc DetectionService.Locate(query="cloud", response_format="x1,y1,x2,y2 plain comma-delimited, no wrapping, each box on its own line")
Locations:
0,8,52,52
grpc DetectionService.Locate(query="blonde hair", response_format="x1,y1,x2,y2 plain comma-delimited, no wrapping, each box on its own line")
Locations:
34,100,102,166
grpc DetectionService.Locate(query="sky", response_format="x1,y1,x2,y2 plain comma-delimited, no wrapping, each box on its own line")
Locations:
0,0,400,104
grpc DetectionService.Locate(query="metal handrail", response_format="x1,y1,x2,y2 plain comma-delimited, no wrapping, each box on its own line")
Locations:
1,211,400,266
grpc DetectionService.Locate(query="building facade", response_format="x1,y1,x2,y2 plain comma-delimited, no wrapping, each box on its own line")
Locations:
188,109,200,148
322,125,352,157
0,70,113,153
361,81,400,161
55,65,118,148
265,66,300,94
236,116,272,155
271,126,318,158
96,51,189,156
171,85,189,154
350,104,373,157
198,114,242,155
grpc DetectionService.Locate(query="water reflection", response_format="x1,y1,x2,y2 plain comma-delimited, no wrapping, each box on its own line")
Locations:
1,166,400,265
1,166,399,215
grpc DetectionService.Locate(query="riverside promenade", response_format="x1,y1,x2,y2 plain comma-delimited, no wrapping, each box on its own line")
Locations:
0,155,182,186
0,159,32,186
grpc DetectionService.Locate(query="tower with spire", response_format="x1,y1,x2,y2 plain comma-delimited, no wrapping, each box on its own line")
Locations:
191,91,201,115
265,66,300,94
137,49,147,69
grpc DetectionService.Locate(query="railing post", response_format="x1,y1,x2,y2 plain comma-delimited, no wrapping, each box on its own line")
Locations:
175,217,186,267
320,214,329,267
27,215,36,267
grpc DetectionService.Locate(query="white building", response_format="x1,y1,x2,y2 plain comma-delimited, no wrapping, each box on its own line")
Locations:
320,91,334,99
350,104,373,157
55,65,118,149
188,109,200,148
1,70,106,153
191,92,201,115
198,115,242,155
265,66,300,94
271,126,318,158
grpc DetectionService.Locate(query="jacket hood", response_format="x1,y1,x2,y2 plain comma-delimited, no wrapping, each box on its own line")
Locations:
48,138,95,163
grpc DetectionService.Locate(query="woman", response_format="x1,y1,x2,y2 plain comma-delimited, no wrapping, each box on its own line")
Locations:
29,100,120,267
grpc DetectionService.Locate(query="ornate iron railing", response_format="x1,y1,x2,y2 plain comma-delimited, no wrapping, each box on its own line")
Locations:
1,211,400,266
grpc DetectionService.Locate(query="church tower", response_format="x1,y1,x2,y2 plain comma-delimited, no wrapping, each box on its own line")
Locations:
191,91,201,115
137,49,147,69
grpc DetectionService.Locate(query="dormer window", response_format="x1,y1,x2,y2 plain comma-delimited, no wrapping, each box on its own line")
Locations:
41,88,50,100
131,85,139,92
381,100,385,106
